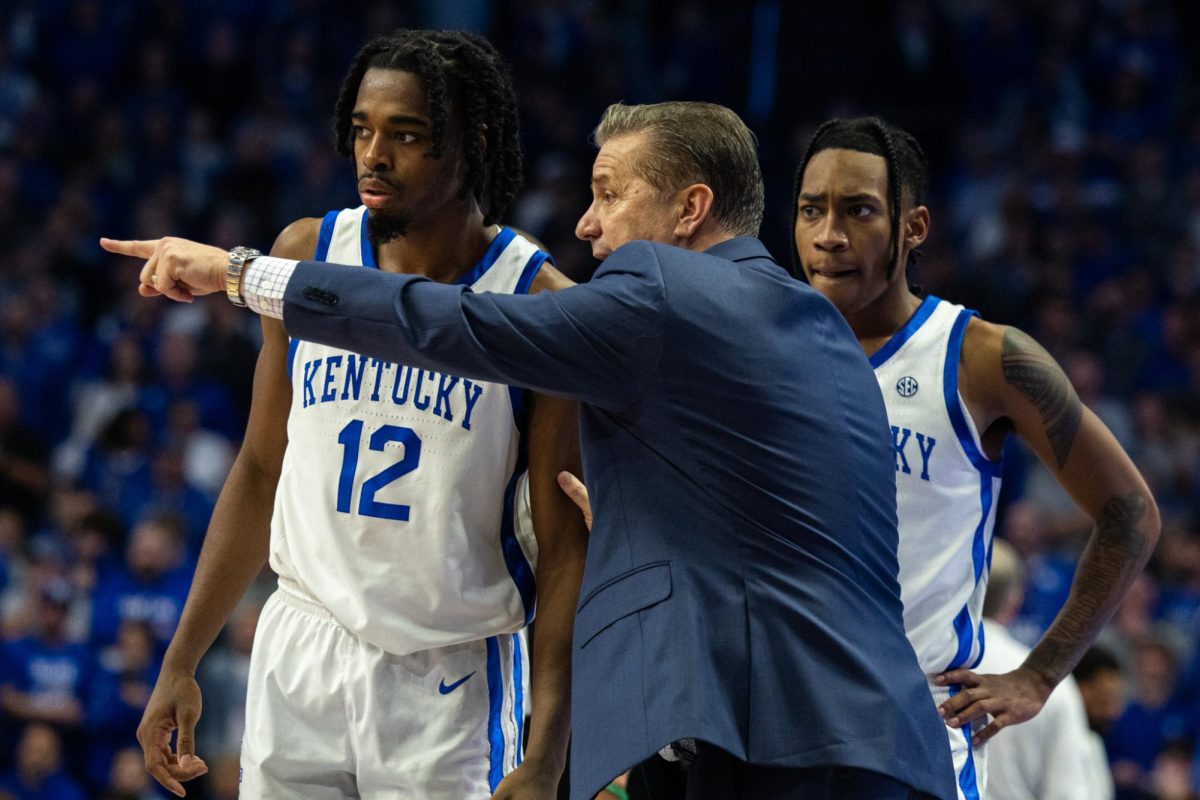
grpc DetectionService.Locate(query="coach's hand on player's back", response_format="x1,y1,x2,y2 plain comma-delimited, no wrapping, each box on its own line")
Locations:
136,668,209,796
557,471,592,531
101,236,228,303
934,664,1052,746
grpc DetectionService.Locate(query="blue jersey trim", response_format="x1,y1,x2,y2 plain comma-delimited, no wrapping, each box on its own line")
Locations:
315,210,339,261
512,632,525,766
457,227,516,287
514,250,550,296
868,295,940,368
943,309,1001,477
944,307,1001,671
949,686,982,800
500,464,537,625
486,636,505,791
950,605,974,669
971,618,987,669
359,210,378,269
286,338,300,383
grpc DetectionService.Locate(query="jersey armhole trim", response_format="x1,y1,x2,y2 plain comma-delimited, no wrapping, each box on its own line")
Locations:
944,309,1001,478
314,210,339,261
514,250,550,296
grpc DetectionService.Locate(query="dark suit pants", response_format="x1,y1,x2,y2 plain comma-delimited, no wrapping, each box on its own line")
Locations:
685,745,935,800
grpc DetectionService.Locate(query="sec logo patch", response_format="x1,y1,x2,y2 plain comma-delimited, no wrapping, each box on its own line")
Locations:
896,376,919,397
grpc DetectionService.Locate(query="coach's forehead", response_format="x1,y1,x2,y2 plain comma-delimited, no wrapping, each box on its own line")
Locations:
591,132,649,183
802,148,888,198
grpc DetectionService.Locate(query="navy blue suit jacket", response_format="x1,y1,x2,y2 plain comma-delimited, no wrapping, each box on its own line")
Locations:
282,237,957,800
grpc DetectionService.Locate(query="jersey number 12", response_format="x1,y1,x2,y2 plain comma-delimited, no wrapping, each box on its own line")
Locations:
335,419,422,521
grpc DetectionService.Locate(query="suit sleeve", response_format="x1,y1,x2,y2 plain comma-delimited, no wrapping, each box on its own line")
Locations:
282,240,666,412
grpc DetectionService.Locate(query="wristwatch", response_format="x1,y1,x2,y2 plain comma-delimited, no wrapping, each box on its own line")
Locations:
225,246,261,307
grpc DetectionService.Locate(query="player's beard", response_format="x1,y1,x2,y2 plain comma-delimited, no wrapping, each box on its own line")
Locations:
366,209,410,244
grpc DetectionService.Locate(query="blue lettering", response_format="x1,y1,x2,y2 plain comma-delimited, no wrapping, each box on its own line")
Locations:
370,359,390,402
392,365,412,405
461,380,484,430
302,359,322,408
433,374,460,421
341,354,367,401
413,370,433,411
915,433,936,481
321,355,343,402
891,426,912,475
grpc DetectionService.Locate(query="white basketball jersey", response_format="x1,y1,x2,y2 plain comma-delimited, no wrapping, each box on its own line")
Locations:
269,207,548,656
872,296,1003,674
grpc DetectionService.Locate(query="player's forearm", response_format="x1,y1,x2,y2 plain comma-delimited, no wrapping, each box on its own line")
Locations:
1024,489,1159,688
522,557,584,774
161,456,277,675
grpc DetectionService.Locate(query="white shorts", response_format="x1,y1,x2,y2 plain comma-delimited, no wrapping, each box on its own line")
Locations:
930,683,989,800
239,582,526,799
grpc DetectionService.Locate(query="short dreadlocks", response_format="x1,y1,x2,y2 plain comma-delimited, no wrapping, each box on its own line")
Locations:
333,29,523,225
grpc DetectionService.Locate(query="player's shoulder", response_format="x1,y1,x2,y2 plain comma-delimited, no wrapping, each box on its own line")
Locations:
505,227,575,293
271,217,323,259
960,315,1063,409
529,261,575,293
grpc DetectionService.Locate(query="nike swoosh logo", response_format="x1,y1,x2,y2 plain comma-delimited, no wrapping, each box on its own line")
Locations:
438,672,476,695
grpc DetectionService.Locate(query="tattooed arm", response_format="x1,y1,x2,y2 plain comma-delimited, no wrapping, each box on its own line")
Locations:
937,320,1160,745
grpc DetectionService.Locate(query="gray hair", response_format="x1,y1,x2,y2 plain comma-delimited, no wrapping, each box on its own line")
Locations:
593,101,765,237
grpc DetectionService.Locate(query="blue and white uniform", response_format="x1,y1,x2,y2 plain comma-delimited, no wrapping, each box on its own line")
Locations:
871,296,1003,800
240,207,547,799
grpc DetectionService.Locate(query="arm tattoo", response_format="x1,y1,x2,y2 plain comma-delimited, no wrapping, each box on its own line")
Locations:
1001,329,1083,469
1025,491,1149,685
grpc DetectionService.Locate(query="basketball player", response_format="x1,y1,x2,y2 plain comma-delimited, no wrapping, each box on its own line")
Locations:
790,117,1159,799
133,31,585,799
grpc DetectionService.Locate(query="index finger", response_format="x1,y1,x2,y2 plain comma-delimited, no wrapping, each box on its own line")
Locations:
100,238,159,259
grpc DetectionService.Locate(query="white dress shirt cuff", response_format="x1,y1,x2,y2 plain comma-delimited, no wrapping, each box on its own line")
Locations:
242,256,298,319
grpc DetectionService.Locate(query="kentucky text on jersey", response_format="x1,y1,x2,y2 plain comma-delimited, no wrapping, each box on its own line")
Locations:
298,353,486,431
892,426,937,481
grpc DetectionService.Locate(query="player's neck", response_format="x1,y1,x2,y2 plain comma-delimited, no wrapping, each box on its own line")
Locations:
846,281,923,354
372,203,495,283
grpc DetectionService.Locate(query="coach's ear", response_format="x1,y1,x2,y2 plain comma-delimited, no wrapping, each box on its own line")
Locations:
672,183,714,240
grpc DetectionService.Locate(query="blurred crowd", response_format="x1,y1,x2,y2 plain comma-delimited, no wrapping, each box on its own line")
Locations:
0,0,1198,798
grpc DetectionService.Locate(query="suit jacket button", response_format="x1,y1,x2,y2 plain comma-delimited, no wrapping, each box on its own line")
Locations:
304,287,339,306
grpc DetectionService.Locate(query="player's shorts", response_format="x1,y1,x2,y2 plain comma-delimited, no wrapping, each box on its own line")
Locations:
239,580,526,799
929,682,989,800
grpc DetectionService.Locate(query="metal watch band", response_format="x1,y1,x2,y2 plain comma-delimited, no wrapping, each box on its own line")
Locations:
225,246,261,307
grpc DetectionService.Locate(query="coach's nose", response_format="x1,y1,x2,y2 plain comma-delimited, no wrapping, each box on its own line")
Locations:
575,201,600,242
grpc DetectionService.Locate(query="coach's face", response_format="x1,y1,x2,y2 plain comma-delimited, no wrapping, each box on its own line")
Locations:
576,132,679,260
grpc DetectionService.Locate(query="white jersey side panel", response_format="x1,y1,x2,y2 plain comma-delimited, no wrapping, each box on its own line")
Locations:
269,208,545,655
873,296,1003,674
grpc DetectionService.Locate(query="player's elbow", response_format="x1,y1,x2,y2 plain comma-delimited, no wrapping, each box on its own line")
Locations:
1139,490,1162,555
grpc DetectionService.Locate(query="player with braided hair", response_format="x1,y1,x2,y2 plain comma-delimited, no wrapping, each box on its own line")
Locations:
134,29,584,799
792,117,1158,798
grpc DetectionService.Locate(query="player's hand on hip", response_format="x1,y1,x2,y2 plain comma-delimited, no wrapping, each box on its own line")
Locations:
101,236,228,303
934,665,1052,746
490,759,561,800
557,471,592,531
136,669,209,797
